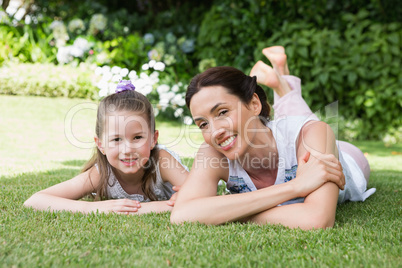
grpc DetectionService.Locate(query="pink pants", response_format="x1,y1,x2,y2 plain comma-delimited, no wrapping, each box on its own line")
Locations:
276,75,370,182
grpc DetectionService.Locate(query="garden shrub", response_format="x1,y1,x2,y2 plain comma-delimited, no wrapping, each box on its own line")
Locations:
0,24,56,64
0,63,99,99
254,10,402,140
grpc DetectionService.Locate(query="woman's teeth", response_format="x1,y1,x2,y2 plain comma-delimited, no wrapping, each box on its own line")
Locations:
220,136,235,147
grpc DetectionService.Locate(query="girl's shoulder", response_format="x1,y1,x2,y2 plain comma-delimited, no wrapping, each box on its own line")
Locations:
157,144,189,171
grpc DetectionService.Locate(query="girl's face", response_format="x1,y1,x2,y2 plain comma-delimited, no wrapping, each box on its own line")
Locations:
190,86,262,160
96,110,158,178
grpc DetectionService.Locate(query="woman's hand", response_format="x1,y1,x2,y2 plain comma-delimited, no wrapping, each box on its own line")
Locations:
167,185,181,207
293,151,345,197
88,199,141,215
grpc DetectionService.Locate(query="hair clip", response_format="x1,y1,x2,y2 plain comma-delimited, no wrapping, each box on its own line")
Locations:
115,80,136,93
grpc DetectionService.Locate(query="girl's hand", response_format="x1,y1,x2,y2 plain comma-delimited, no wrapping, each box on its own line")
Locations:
89,199,141,215
167,185,181,207
294,151,345,197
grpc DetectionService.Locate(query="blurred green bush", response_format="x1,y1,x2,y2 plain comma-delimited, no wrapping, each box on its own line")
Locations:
0,63,98,99
0,0,400,143
254,10,401,140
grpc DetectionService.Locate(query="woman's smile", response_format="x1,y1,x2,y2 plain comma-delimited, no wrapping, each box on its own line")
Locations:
218,135,237,150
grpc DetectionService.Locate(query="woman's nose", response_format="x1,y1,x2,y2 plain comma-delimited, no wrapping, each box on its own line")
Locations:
210,121,227,143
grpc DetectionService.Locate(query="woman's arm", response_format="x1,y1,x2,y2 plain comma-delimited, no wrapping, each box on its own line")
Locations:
170,141,344,225
246,121,340,229
24,167,141,214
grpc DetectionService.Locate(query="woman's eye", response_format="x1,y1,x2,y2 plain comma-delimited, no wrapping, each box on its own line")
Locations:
199,122,208,129
134,136,143,140
218,110,228,116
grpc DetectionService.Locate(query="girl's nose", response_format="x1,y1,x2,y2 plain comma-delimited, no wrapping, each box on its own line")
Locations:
122,141,135,154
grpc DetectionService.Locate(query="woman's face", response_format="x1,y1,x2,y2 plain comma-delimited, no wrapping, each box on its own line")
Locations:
189,86,262,160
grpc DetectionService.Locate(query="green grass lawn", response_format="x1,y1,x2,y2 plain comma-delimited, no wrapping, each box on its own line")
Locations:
1,95,401,267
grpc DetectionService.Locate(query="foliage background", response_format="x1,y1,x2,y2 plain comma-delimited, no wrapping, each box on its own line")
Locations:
0,0,401,142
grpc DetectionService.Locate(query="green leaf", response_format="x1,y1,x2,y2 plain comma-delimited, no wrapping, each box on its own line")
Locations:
387,33,400,45
297,47,308,59
348,72,357,85
364,98,374,107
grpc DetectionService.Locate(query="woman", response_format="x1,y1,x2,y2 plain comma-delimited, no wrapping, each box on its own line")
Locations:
170,46,375,229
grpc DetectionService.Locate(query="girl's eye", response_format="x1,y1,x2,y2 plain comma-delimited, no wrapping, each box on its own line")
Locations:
112,138,121,142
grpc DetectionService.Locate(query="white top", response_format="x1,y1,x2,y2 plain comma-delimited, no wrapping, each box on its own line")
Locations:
226,116,376,204
104,145,188,202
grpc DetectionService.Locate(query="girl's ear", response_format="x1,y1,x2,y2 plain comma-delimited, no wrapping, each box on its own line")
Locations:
152,130,159,149
251,93,262,116
94,136,105,155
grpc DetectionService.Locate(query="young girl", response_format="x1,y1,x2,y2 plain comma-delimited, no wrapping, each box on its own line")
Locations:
170,46,375,229
24,80,188,214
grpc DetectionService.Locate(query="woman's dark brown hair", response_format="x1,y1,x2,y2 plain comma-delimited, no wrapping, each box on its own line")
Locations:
82,90,159,201
185,66,271,123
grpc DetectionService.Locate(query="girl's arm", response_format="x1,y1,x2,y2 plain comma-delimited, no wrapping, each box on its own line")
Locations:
245,121,340,229
133,149,190,213
170,141,344,225
158,149,189,187
24,167,141,214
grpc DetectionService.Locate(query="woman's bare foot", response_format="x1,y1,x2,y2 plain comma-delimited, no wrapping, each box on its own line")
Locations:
262,46,290,76
250,61,291,97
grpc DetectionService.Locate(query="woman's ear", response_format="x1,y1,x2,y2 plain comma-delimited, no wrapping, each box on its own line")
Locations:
152,130,159,149
251,93,262,116
94,136,105,155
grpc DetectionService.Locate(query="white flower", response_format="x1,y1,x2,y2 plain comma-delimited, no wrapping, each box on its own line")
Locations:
70,46,84,58
183,116,193,125
56,46,73,64
137,85,153,96
148,60,156,68
50,20,64,30
95,67,103,76
73,37,90,51
96,80,108,91
171,94,186,106
102,65,111,74
150,71,159,79
128,70,137,80
142,64,150,70
111,74,122,82
99,88,108,97
143,33,155,45
157,84,170,94
174,108,184,118
68,18,86,33
154,62,165,71
153,107,159,117
111,66,121,74
171,84,179,92
159,92,174,106
89,14,107,31
108,82,116,94
102,72,113,82
119,68,129,77
140,72,149,79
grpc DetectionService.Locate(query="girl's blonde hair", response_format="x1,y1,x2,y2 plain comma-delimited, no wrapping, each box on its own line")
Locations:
82,90,159,201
